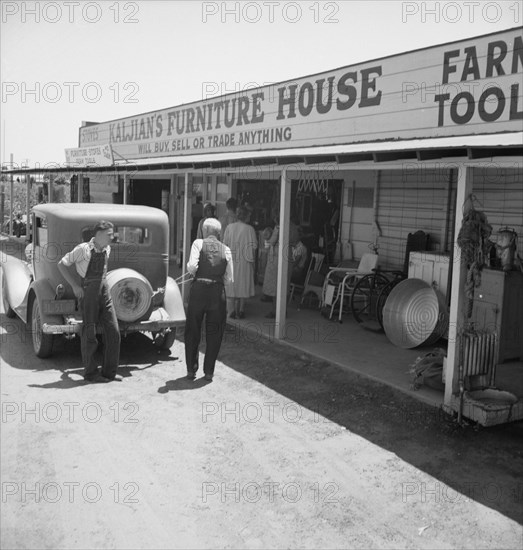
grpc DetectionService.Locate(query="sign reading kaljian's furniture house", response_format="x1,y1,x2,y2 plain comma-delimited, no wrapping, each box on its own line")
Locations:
79,27,522,160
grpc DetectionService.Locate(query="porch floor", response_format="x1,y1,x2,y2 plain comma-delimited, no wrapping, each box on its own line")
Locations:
169,263,523,412
229,293,523,408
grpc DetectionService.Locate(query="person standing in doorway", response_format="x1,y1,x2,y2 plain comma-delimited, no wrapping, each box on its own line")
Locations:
191,195,204,242
263,212,300,318
291,226,309,286
184,218,233,381
219,197,238,240
223,206,258,319
262,211,280,308
58,221,121,383
196,202,217,239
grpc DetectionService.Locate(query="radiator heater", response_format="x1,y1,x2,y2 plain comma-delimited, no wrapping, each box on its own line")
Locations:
461,331,498,384
458,330,498,425
457,330,522,427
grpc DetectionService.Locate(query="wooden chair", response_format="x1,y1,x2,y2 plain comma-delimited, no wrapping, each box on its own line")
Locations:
297,253,325,308
288,244,310,303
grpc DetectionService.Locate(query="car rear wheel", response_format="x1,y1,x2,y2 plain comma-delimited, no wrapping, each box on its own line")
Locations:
2,274,16,318
31,298,54,358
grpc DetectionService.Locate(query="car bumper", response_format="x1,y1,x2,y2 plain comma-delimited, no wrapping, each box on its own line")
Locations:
42,307,185,335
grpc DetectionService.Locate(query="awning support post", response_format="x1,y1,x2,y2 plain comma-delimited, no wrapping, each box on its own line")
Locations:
25,174,30,241
169,175,176,257
182,172,193,303
444,164,472,410
275,166,290,340
123,174,129,205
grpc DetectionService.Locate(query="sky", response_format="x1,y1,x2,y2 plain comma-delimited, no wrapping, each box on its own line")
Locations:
1,0,520,168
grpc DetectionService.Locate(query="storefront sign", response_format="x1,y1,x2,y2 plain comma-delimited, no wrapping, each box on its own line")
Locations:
65,144,114,167
79,27,522,160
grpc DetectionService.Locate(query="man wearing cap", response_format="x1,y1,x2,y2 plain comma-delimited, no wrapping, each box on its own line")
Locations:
58,220,121,383
184,218,233,381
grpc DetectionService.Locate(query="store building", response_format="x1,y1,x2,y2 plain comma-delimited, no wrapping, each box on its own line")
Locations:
7,26,523,423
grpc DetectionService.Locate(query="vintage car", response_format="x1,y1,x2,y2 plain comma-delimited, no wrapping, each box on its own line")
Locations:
1,203,185,358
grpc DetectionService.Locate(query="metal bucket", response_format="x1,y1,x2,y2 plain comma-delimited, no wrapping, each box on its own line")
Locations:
383,278,449,349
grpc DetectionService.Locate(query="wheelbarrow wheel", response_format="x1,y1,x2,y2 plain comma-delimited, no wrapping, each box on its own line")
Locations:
376,279,397,330
350,273,389,325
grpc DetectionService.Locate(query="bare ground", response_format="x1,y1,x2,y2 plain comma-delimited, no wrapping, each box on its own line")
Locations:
1,323,522,549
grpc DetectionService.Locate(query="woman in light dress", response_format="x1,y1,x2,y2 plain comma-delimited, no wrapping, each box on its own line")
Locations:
223,206,258,319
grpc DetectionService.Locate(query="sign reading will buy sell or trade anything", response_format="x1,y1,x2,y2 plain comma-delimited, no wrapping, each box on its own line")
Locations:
65,144,114,167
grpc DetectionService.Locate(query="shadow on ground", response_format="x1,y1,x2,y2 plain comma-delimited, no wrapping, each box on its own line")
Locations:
0,313,177,386
208,327,523,524
158,375,212,393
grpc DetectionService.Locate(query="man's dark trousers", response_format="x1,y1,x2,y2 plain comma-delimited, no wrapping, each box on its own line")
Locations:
184,281,226,376
81,250,120,379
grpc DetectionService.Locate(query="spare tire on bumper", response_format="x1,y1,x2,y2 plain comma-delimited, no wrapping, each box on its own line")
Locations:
106,268,153,322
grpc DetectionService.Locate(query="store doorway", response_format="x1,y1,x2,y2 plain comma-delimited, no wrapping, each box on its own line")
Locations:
292,178,343,264
129,179,171,210
234,177,343,280
235,179,280,232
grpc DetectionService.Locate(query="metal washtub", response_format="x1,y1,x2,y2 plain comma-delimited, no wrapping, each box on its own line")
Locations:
383,278,449,349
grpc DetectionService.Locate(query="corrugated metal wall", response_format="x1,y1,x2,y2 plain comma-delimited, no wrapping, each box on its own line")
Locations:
376,168,456,270
471,167,523,244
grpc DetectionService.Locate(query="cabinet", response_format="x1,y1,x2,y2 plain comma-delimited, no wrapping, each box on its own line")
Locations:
471,268,523,363
408,252,450,299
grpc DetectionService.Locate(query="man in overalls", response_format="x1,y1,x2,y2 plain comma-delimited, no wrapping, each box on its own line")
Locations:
185,218,233,381
58,220,121,382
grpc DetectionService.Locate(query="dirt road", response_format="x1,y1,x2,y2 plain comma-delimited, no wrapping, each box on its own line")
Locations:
1,311,522,549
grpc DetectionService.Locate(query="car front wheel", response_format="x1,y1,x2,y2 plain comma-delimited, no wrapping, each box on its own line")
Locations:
31,298,54,358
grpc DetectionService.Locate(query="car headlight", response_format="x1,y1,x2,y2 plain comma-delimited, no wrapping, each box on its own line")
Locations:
106,268,153,322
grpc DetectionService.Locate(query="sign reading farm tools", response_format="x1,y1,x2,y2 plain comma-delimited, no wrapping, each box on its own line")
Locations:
79,28,522,160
